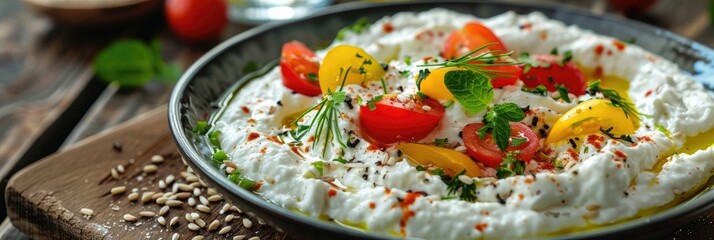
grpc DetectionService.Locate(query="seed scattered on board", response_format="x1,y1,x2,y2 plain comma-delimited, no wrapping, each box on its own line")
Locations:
80,208,93,216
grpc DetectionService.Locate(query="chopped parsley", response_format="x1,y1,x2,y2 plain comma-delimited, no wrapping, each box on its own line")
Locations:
445,170,477,202
496,152,525,179
434,138,449,147
398,70,411,77
306,73,318,82
522,85,548,96
312,161,325,176
404,56,412,65
336,17,370,41
553,84,571,103
212,150,228,165
193,121,210,134
208,130,222,149
366,95,384,111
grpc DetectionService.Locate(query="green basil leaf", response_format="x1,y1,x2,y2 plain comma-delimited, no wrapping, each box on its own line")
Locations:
487,103,525,123
444,70,493,114
94,39,155,88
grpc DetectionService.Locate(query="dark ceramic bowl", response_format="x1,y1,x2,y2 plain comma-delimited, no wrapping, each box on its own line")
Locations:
169,1,714,239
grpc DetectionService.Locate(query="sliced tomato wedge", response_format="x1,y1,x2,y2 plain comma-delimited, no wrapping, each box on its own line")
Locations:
485,65,521,88
442,21,508,59
462,122,539,168
359,95,445,144
520,54,586,96
280,41,321,96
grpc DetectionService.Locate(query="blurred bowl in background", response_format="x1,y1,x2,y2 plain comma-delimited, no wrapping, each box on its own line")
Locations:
23,0,162,26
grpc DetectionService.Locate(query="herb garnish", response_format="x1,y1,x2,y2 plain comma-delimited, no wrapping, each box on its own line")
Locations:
228,170,257,190
193,121,210,134
291,68,352,157
588,80,643,120
444,70,494,114
312,161,325,176
336,17,370,41
600,127,634,143
522,85,548,96
476,103,526,151
418,43,518,79
434,138,449,147
554,84,571,103
496,152,525,179
445,170,477,202
366,95,384,111
94,39,181,88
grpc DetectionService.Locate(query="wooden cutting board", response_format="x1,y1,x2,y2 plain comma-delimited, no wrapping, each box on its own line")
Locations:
5,106,286,240
5,106,713,239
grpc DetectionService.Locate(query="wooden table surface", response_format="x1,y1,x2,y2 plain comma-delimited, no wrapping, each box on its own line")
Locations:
0,0,712,239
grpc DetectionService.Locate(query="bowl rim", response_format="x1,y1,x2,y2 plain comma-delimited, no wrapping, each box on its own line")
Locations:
169,1,714,239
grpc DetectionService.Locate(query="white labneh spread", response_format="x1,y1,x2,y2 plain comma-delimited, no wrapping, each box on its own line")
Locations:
214,9,714,239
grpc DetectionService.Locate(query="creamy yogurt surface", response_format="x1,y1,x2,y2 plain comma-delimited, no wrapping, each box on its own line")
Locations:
213,9,714,239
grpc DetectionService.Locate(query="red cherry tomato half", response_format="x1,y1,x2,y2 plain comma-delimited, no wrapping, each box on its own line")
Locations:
442,21,508,59
485,65,521,88
359,95,445,144
280,41,322,96
520,54,587,96
462,122,539,168
165,0,228,42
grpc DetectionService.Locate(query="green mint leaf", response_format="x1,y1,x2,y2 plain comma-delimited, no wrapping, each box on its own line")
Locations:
415,166,426,171
476,126,489,140
510,137,527,147
434,138,449,147
94,39,155,88
156,62,182,83
492,119,512,151
554,84,571,103
444,70,493,114
487,103,525,123
405,56,412,65
550,47,558,55
312,161,324,176
484,103,525,151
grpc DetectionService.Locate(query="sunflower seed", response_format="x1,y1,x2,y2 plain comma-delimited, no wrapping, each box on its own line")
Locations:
127,192,139,201
208,220,220,231
219,226,232,234
80,208,94,216
159,206,169,216
197,204,211,213
242,218,253,228
207,195,223,202
139,211,155,217
188,223,200,231
170,216,179,226
123,214,137,222
166,200,183,207
143,164,158,173
195,218,206,228
151,155,165,163
110,186,126,195
157,216,166,225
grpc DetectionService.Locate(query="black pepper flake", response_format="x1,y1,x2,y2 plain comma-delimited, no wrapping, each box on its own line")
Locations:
568,139,577,149
531,117,539,126
375,161,383,167
398,86,404,92
112,142,123,152
362,174,368,180
344,96,354,109
276,100,283,106
561,200,566,204
521,105,530,113
396,150,402,157
495,194,506,205
543,124,550,130
380,63,389,71
572,171,578,175
624,191,629,197
530,172,536,179
536,190,541,195
458,131,463,138
539,129,547,136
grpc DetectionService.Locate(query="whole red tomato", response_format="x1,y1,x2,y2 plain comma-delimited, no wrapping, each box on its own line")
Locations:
165,0,228,42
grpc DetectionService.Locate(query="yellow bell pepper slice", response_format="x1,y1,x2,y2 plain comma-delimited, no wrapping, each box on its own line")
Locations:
318,45,385,94
545,98,637,145
417,67,463,101
396,143,483,177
